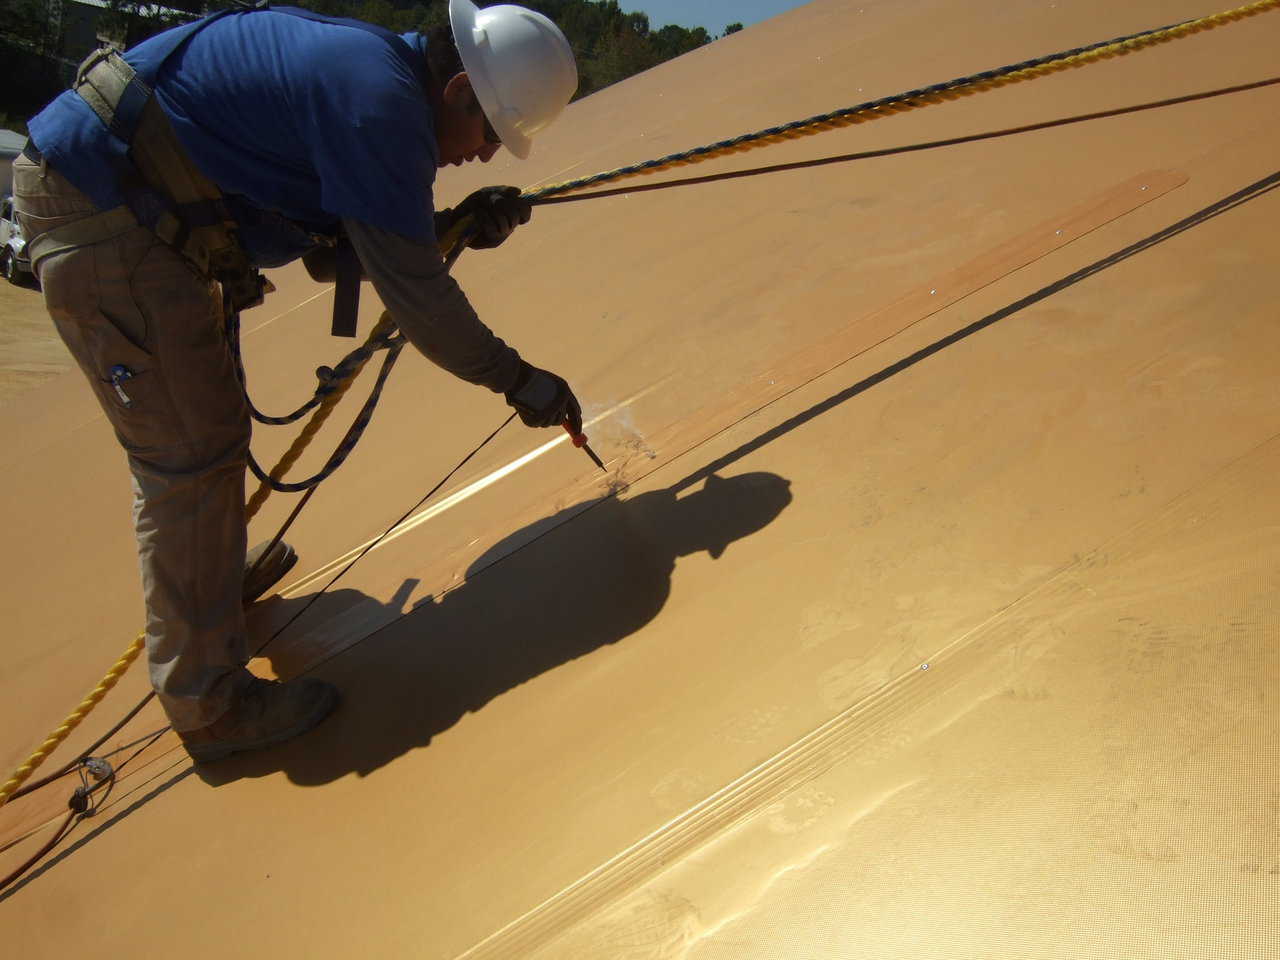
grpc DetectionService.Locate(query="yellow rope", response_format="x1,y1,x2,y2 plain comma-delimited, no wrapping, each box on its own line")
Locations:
4,0,1275,810
243,313,398,522
0,232,472,809
242,217,470,520
0,634,146,807
0,322,393,808
0,337,392,808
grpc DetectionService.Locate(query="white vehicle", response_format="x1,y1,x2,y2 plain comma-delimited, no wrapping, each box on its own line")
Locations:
0,194,34,285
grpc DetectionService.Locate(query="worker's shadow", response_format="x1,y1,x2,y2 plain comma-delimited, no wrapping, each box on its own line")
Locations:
199,469,792,788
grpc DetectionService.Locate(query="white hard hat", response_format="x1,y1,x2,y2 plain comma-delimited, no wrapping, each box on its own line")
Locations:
449,0,578,159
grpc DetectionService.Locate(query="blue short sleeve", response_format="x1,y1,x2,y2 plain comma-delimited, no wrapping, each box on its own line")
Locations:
27,9,441,260
292,29,439,240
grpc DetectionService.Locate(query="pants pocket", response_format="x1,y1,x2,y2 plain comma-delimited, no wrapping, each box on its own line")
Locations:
53,297,171,458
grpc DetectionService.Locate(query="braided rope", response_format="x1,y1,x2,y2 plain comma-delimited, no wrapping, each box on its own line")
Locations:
1,239,469,807
0,635,145,808
244,317,403,514
0,230,474,806
227,309,401,427
0,321,402,808
238,215,473,516
525,0,1280,203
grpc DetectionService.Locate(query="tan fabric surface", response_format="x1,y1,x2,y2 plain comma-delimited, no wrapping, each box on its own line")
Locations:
2,0,1277,956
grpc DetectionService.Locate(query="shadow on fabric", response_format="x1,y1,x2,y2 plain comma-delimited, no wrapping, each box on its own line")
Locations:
198,470,793,787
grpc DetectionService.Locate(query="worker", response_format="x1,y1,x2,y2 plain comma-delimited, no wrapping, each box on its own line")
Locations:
13,0,582,762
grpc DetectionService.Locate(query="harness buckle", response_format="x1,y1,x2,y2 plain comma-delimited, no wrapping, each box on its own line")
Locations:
223,269,271,312
74,46,115,86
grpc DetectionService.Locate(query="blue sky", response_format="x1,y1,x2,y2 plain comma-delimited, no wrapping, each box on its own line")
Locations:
629,1,812,37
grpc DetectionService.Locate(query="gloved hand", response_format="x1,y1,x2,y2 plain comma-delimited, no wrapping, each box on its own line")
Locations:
505,361,583,434
451,186,532,249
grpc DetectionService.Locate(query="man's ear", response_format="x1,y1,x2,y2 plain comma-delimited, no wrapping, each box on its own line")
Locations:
441,72,473,108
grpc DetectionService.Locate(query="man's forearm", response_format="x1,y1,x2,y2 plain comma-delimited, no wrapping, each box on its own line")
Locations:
305,209,455,283
341,218,522,393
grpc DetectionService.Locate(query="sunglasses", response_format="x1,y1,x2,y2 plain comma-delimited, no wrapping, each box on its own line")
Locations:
470,91,501,145
482,112,502,146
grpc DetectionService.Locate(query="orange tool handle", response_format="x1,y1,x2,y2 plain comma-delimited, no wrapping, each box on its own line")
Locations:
562,421,588,447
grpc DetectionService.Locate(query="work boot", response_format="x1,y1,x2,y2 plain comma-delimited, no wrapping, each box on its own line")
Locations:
242,539,298,605
179,676,339,763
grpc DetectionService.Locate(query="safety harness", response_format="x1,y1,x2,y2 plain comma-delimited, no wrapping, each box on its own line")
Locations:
25,3,439,336
28,34,270,313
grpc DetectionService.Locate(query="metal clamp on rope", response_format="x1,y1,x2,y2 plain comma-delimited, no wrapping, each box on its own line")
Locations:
83,758,113,782
222,266,272,313
69,757,115,816
68,787,92,814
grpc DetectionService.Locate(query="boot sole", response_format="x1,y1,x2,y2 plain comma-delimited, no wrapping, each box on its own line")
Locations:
185,684,340,763
242,540,298,605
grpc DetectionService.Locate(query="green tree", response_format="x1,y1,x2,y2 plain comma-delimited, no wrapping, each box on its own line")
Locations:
584,14,659,92
98,0,191,48
3,0,58,54
521,1,713,97
724,22,743,36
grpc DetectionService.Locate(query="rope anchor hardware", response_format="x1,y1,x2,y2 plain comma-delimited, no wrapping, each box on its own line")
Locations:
83,758,113,782
69,758,115,816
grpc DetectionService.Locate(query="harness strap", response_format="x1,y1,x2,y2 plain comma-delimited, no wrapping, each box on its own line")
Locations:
73,47,153,144
68,5,436,331
331,240,362,338
26,206,139,272
72,48,267,311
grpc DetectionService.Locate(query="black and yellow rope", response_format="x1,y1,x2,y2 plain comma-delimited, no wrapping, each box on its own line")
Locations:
525,0,1280,203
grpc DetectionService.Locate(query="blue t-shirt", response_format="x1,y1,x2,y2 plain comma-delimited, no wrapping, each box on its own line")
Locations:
29,8,439,266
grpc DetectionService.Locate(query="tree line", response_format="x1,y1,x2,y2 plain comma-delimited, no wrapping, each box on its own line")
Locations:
2,0,743,130
121,0,738,98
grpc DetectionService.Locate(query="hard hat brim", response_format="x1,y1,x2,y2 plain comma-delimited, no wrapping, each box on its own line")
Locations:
449,0,534,159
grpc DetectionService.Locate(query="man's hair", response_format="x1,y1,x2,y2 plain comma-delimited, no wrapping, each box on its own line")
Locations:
426,26,465,89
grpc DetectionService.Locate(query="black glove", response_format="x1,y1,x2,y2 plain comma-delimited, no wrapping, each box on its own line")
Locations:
505,361,582,434
451,186,532,249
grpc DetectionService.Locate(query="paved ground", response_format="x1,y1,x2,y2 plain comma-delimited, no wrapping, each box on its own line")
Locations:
0,275,74,406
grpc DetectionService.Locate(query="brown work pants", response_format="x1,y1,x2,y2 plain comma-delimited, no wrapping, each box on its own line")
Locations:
14,154,252,731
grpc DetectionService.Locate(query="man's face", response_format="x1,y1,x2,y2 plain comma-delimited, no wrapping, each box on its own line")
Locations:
436,73,502,168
